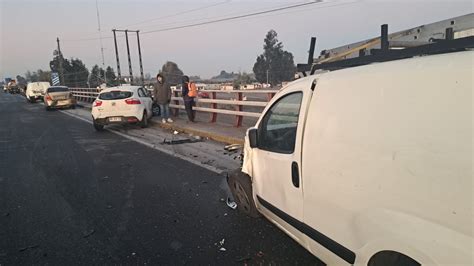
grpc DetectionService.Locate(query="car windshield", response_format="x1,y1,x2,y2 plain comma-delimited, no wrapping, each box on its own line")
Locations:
48,87,69,93
99,90,133,100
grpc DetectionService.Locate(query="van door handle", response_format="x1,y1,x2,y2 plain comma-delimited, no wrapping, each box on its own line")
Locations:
291,162,300,188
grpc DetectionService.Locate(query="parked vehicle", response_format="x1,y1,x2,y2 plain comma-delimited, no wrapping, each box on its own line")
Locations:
26,82,50,103
91,86,153,131
6,80,20,94
228,50,473,265
44,86,76,110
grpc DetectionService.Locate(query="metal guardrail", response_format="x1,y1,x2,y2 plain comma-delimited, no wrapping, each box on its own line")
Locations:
70,87,278,127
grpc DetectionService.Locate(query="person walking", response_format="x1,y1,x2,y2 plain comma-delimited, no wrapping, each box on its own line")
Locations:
182,75,196,122
153,73,173,123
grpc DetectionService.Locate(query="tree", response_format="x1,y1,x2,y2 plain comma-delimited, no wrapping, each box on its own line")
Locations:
105,66,118,86
89,65,103,88
253,30,296,86
49,50,89,87
160,61,183,85
16,75,27,87
25,70,51,83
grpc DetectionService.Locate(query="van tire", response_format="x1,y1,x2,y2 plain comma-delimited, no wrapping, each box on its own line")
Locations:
227,169,260,218
93,120,104,131
368,251,420,266
140,111,148,128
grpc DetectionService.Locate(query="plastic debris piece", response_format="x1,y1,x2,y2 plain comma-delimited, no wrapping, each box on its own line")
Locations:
226,198,237,209
219,239,225,246
219,247,226,252
132,252,136,256
173,130,179,135
257,251,264,257
223,213,228,216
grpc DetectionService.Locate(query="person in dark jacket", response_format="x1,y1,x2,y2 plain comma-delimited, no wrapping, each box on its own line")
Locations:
182,75,195,122
153,73,173,123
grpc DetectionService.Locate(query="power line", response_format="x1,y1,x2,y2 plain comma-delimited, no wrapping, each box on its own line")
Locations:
119,0,231,28
142,0,324,34
63,1,323,42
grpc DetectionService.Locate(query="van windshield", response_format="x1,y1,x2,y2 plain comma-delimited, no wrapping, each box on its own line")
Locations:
99,91,133,100
48,87,69,93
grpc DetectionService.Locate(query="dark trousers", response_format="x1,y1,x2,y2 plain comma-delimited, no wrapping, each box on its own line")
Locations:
184,98,195,122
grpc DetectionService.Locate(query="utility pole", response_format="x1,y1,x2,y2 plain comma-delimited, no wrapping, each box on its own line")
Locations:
112,29,143,85
95,0,107,86
57,37,64,85
112,29,121,81
136,31,144,85
266,69,269,85
125,30,133,83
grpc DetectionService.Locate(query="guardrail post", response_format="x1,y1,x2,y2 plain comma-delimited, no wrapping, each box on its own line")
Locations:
235,91,243,127
173,90,180,117
210,91,217,123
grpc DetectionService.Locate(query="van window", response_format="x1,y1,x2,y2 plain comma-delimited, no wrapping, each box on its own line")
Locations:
258,92,303,154
99,91,133,100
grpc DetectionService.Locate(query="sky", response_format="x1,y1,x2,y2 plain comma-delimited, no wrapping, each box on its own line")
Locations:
0,0,472,79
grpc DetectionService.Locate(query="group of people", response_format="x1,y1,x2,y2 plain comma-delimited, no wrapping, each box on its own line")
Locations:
153,74,196,123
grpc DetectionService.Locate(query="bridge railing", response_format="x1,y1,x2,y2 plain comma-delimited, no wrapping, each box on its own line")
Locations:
70,87,278,127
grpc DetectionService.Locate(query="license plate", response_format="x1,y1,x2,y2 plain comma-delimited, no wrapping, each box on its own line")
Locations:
108,117,122,122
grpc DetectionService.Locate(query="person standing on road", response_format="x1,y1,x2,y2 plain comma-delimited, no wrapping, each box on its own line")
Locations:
154,73,173,124
182,75,195,122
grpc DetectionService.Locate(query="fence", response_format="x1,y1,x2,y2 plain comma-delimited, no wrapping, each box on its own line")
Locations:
70,87,278,127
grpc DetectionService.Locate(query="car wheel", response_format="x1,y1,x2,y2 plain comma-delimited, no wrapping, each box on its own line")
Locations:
45,106,50,111
140,111,148,128
93,120,104,131
368,251,420,266
70,104,76,109
227,169,260,218
30,97,36,103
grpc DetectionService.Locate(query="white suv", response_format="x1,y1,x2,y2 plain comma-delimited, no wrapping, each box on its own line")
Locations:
91,86,153,131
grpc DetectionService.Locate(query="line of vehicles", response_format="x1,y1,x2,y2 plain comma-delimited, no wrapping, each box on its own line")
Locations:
14,80,155,130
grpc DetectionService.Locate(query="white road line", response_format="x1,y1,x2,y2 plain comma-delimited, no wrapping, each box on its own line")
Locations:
60,110,224,174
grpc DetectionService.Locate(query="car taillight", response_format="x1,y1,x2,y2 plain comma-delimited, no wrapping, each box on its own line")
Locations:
45,94,52,101
93,100,102,107
125,98,141,105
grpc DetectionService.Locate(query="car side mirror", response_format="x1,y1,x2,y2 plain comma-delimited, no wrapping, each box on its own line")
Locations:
248,128,258,148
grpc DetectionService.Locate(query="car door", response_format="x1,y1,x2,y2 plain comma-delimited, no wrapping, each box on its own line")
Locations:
138,88,152,117
251,83,313,224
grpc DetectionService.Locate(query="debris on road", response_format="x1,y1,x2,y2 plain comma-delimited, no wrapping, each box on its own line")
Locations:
4,212,10,217
162,138,202,145
236,256,252,262
257,251,265,257
224,144,242,151
226,197,237,209
18,244,39,252
173,130,179,135
83,229,95,238
219,247,226,252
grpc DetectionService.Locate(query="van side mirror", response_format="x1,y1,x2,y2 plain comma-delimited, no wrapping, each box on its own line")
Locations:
248,128,258,148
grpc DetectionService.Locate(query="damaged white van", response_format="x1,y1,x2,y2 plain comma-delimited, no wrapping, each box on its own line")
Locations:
228,49,473,265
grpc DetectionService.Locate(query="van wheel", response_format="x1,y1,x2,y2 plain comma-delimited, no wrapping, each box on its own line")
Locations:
368,251,420,266
93,121,104,131
140,111,148,128
227,169,260,218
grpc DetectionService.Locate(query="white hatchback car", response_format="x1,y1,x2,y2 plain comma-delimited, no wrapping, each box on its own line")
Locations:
91,86,153,131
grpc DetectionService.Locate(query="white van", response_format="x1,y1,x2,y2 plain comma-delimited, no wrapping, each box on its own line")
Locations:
26,82,50,102
228,51,473,265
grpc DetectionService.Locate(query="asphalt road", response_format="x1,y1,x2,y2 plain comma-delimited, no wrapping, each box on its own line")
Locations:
0,92,323,265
